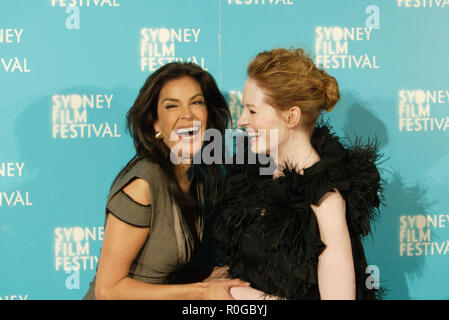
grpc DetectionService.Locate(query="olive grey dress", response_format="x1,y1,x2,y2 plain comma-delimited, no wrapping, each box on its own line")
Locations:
83,159,204,299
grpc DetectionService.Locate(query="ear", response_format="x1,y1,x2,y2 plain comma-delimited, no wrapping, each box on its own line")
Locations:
153,120,161,134
285,106,301,128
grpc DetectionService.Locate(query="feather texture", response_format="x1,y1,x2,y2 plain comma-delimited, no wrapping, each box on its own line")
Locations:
213,124,385,300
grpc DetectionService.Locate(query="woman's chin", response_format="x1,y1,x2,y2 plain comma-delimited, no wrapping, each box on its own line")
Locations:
175,138,202,154
250,143,267,155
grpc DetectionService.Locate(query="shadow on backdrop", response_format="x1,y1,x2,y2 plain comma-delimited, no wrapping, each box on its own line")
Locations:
327,90,428,300
11,86,136,299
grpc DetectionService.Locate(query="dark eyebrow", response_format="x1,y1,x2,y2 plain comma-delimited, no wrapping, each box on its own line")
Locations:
161,93,204,104
190,93,204,100
161,98,180,104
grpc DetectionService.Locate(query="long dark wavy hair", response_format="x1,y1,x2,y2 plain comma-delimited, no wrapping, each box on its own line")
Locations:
114,62,231,226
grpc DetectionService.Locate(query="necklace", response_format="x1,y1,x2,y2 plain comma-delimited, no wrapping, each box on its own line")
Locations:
273,148,315,179
298,149,314,175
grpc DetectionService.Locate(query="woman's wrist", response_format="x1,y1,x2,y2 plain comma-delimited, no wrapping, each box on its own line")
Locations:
191,282,208,300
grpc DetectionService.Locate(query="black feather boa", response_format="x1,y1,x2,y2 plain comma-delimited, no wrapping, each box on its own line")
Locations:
213,124,384,300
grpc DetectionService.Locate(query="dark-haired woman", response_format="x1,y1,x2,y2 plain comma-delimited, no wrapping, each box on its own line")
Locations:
83,63,249,300
212,48,384,300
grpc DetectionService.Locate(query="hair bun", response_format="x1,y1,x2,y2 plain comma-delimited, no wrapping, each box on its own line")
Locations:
323,75,340,112
247,47,341,129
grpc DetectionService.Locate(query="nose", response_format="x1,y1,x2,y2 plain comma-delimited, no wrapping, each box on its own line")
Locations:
181,105,195,120
237,108,249,128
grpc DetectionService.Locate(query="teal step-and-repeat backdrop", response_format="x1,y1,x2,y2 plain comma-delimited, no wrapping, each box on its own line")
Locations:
1,0,448,300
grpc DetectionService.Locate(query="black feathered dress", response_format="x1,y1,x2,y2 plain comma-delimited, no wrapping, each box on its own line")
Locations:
212,124,384,300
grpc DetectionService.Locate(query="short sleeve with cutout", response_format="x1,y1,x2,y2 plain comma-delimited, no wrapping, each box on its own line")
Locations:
106,190,151,228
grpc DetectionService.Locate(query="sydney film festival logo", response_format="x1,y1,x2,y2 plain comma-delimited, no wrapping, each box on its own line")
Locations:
398,89,449,132
0,294,28,300
50,0,121,30
1,161,32,300
50,0,120,8
0,162,32,208
0,28,31,73
314,5,380,70
400,214,449,256
51,93,121,139
397,0,449,8
54,226,104,290
140,28,206,72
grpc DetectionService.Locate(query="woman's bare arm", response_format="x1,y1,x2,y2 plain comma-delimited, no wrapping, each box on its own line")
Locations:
311,189,356,300
230,286,281,300
213,189,354,300
95,178,249,300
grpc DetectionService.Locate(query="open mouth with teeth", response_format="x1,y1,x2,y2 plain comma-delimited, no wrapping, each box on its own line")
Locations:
175,126,201,141
247,131,260,144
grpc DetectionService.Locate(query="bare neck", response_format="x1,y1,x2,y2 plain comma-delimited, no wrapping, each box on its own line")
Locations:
175,163,191,193
274,128,320,178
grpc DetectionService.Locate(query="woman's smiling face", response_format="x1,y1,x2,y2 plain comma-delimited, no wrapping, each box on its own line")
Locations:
154,76,208,159
238,77,287,156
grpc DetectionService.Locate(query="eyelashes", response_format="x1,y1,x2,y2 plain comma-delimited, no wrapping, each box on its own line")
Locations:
165,100,205,109
242,104,256,114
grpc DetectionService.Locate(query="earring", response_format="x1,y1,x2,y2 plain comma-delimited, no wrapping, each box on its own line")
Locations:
155,131,163,139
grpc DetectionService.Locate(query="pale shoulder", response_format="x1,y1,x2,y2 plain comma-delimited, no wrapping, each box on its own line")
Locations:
311,189,346,226
122,178,151,206
312,188,345,209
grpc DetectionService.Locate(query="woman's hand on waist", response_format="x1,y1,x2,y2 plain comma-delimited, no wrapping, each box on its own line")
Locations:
197,278,250,300
202,265,231,282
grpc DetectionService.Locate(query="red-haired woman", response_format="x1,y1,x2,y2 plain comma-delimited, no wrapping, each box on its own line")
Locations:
213,48,384,300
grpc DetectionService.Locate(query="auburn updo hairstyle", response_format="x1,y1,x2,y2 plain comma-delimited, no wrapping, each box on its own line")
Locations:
247,47,340,131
